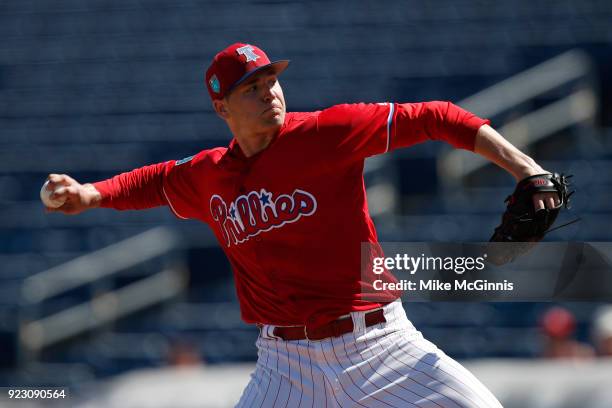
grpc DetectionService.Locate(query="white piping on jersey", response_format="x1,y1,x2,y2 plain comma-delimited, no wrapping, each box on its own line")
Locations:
385,102,395,153
163,185,188,220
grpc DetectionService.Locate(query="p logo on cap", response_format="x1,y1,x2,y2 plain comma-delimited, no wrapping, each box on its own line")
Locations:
236,45,260,62
205,43,289,100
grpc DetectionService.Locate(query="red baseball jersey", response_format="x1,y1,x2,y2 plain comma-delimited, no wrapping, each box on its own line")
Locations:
93,102,489,329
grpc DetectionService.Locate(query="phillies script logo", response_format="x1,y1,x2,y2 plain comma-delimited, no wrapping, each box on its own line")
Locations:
210,189,317,247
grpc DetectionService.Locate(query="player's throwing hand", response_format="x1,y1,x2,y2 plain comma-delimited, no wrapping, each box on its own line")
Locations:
42,174,101,215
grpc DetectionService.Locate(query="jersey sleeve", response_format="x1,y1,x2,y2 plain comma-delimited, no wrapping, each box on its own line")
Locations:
93,162,171,210
92,153,208,221
161,154,209,221
314,101,489,161
390,101,490,151
316,103,395,160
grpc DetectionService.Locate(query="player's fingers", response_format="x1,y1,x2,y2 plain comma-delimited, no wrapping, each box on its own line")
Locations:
47,173,66,184
51,186,66,198
47,175,66,190
61,174,78,184
547,196,557,209
51,185,78,199
533,196,545,211
47,173,76,188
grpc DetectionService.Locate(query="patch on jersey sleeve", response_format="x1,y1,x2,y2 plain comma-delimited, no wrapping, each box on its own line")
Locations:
175,155,194,166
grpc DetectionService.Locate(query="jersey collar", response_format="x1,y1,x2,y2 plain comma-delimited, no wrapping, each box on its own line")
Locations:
224,117,290,163
228,138,246,160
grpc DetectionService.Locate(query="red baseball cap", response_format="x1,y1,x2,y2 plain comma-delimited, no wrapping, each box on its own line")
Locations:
205,43,289,100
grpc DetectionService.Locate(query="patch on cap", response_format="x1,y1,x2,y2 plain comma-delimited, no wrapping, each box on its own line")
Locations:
209,75,221,93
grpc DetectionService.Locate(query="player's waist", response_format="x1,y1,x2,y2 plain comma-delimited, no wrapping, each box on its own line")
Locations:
257,304,391,342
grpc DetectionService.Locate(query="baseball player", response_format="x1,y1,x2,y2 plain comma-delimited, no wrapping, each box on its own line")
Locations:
45,43,561,407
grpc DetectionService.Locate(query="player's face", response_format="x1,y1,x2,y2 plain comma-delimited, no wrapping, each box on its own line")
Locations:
218,69,286,136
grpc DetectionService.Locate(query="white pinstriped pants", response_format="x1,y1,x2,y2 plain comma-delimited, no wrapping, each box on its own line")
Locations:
236,301,503,408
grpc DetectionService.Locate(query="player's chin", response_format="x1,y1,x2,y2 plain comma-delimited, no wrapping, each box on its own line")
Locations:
262,112,285,127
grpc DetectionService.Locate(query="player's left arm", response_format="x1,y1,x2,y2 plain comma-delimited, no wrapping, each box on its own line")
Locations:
317,101,561,210
389,101,559,211
473,123,560,210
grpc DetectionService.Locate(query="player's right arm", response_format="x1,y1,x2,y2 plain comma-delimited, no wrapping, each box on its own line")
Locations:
45,161,170,215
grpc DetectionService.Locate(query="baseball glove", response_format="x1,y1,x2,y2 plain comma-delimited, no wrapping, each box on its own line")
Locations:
488,173,576,265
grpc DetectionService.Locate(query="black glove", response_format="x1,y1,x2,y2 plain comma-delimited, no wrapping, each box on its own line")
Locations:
488,173,575,265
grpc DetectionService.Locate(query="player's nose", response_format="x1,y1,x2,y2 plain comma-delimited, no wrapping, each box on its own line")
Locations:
261,88,273,103
260,82,275,102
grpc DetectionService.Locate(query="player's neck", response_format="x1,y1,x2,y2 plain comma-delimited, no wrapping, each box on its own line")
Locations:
233,129,278,158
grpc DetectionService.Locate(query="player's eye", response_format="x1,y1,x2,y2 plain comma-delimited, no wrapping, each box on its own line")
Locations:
242,84,255,94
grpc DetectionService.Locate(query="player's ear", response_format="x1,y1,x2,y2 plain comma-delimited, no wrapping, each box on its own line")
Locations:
213,100,229,119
